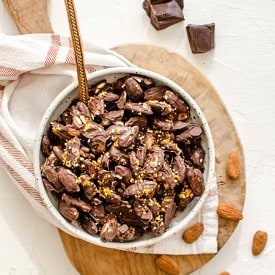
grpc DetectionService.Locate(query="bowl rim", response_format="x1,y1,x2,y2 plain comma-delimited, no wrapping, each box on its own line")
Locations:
33,66,216,250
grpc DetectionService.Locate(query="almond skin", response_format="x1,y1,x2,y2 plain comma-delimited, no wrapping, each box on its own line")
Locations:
252,230,268,256
182,222,204,243
155,255,179,275
226,150,241,179
217,203,243,221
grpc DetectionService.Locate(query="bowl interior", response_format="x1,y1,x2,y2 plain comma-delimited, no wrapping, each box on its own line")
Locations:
34,67,215,250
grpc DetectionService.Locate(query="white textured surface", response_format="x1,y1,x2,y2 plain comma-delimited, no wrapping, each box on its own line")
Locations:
0,0,275,274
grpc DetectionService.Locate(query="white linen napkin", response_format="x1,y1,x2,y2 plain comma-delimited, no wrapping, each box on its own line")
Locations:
0,33,218,255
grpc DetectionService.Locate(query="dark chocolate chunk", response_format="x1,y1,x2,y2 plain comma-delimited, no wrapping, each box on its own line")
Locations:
143,0,184,30
186,23,215,53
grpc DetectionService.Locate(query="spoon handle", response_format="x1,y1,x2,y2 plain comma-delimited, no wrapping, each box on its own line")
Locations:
64,0,89,104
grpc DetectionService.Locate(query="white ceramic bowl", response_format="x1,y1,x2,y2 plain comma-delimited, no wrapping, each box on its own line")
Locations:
33,67,215,250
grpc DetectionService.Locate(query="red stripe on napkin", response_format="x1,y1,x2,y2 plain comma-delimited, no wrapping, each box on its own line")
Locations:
0,132,46,206
0,133,34,174
45,34,61,66
0,66,24,78
0,158,46,207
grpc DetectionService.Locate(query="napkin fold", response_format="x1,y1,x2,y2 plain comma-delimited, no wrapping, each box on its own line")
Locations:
0,33,218,255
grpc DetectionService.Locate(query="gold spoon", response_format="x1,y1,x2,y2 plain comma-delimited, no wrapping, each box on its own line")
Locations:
64,0,89,104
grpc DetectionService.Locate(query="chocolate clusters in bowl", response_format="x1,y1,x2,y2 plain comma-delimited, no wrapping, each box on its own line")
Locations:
40,73,205,242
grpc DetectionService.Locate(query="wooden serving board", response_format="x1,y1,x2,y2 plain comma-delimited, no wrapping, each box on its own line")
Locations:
4,1,246,274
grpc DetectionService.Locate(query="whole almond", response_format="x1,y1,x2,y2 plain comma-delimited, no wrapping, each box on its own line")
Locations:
252,230,268,256
219,272,230,275
182,222,204,243
155,255,179,275
226,150,241,179
217,203,243,221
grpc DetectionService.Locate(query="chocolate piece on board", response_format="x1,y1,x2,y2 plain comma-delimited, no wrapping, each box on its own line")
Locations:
186,23,215,53
143,0,184,30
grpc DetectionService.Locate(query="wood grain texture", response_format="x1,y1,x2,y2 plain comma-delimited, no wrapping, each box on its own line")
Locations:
58,45,246,275
6,2,245,274
2,0,53,33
